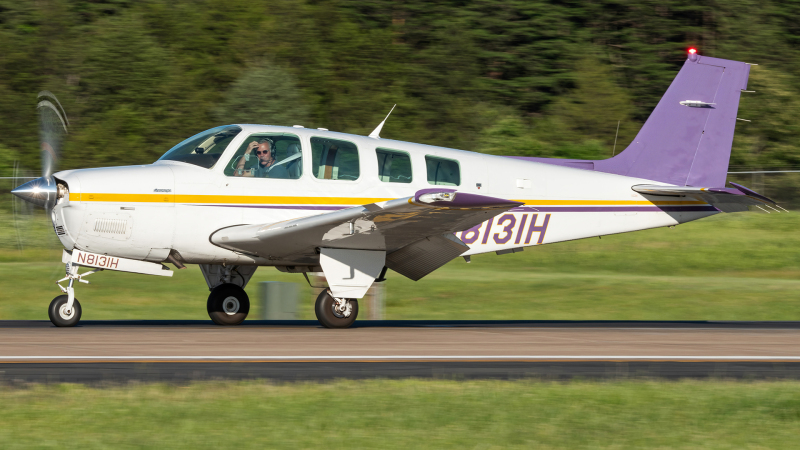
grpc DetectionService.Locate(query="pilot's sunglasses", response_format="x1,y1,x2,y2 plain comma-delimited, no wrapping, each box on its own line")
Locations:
255,150,270,155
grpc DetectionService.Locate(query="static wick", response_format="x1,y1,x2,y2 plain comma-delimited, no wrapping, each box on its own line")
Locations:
612,120,620,156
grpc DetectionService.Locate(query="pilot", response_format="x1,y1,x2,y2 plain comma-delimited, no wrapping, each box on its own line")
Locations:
234,138,289,179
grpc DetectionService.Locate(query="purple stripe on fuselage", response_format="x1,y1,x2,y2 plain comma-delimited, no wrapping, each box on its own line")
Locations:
186,204,717,213
510,205,718,213
189,204,347,211
656,205,719,212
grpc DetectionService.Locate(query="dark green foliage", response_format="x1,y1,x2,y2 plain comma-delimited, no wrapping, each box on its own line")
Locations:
0,0,799,175
213,63,310,127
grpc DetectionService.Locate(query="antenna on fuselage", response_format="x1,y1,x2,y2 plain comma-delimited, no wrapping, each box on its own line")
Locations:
368,104,396,139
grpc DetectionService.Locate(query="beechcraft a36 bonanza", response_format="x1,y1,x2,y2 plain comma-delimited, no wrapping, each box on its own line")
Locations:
12,50,777,328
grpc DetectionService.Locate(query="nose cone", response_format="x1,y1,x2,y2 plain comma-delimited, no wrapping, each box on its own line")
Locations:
11,176,58,209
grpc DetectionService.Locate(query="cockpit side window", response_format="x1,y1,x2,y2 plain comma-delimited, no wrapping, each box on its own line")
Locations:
376,148,412,183
224,133,303,179
311,137,360,181
425,155,460,186
158,125,242,169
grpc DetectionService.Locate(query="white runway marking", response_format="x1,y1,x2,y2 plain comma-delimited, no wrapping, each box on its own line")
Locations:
1,356,800,361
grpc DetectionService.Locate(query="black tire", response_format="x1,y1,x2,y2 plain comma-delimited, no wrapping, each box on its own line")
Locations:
207,283,250,325
48,295,82,327
314,290,358,329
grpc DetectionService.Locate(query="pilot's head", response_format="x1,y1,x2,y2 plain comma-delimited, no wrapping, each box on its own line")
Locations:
255,138,275,166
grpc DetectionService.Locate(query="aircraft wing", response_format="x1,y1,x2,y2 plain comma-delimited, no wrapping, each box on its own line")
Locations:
632,182,777,212
210,189,522,280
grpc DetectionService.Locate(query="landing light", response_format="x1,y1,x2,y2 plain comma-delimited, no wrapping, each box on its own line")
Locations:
419,192,455,203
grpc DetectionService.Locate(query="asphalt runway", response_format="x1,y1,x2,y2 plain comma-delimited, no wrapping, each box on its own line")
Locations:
2,320,800,383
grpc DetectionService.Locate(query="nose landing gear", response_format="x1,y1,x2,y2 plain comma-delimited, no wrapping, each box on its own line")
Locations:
48,295,82,327
49,262,100,327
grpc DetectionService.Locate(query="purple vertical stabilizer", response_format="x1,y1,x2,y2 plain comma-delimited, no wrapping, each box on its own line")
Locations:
509,53,751,187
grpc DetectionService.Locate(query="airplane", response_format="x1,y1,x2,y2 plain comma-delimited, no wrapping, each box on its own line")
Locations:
11,49,777,329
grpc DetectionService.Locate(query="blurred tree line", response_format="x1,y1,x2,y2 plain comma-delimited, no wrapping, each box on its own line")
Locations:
1,0,799,176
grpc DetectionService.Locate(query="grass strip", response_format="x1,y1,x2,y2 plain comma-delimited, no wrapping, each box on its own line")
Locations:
0,379,799,449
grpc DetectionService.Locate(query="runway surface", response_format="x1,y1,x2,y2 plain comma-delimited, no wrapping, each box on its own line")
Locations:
2,320,800,382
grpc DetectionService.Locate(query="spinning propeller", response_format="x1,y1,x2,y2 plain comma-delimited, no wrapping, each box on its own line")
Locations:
11,91,69,210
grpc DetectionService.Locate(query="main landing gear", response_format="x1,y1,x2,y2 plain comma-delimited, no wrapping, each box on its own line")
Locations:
199,264,258,325
314,289,359,329
207,283,250,325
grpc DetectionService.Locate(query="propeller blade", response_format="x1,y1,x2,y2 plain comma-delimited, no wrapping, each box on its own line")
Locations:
37,91,69,179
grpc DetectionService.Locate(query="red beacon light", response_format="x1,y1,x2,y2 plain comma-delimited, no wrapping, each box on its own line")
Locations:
688,48,698,61
688,48,697,54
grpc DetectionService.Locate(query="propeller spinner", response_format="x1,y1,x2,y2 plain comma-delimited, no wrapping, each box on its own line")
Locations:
11,91,69,210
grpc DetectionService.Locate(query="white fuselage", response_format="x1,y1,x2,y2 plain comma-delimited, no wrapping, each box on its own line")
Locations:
49,125,716,266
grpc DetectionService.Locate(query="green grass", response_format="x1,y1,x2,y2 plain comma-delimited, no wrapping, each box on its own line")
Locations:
2,210,800,321
0,379,799,449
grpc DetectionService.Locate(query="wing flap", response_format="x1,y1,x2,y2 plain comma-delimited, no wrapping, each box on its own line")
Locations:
386,233,469,281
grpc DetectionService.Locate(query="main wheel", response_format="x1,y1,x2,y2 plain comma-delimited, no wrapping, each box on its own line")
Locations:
314,289,358,329
207,283,250,325
48,295,82,327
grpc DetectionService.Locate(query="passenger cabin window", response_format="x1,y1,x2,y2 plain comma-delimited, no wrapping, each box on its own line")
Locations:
425,155,460,186
376,148,412,183
224,133,303,179
158,125,241,169
311,137,360,181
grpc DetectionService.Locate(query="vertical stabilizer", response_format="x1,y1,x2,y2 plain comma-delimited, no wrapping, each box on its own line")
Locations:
512,53,751,187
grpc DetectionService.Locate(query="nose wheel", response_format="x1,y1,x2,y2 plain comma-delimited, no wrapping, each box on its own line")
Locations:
48,295,82,327
49,262,98,327
314,290,358,329
207,283,250,325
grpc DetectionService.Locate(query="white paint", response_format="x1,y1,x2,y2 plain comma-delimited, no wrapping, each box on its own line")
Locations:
515,178,531,189
319,248,386,298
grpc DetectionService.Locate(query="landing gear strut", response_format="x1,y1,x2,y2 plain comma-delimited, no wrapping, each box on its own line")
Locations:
314,289,359,329
48,262,99,327
207,283,250,325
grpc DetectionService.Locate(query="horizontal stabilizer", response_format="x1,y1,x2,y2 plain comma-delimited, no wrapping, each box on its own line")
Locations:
632,183,776,213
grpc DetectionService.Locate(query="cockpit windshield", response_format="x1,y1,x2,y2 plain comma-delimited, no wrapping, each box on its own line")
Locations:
158,125,242,168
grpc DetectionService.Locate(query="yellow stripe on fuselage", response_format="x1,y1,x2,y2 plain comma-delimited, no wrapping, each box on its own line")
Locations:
70,193,394,205
69,193,707,207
